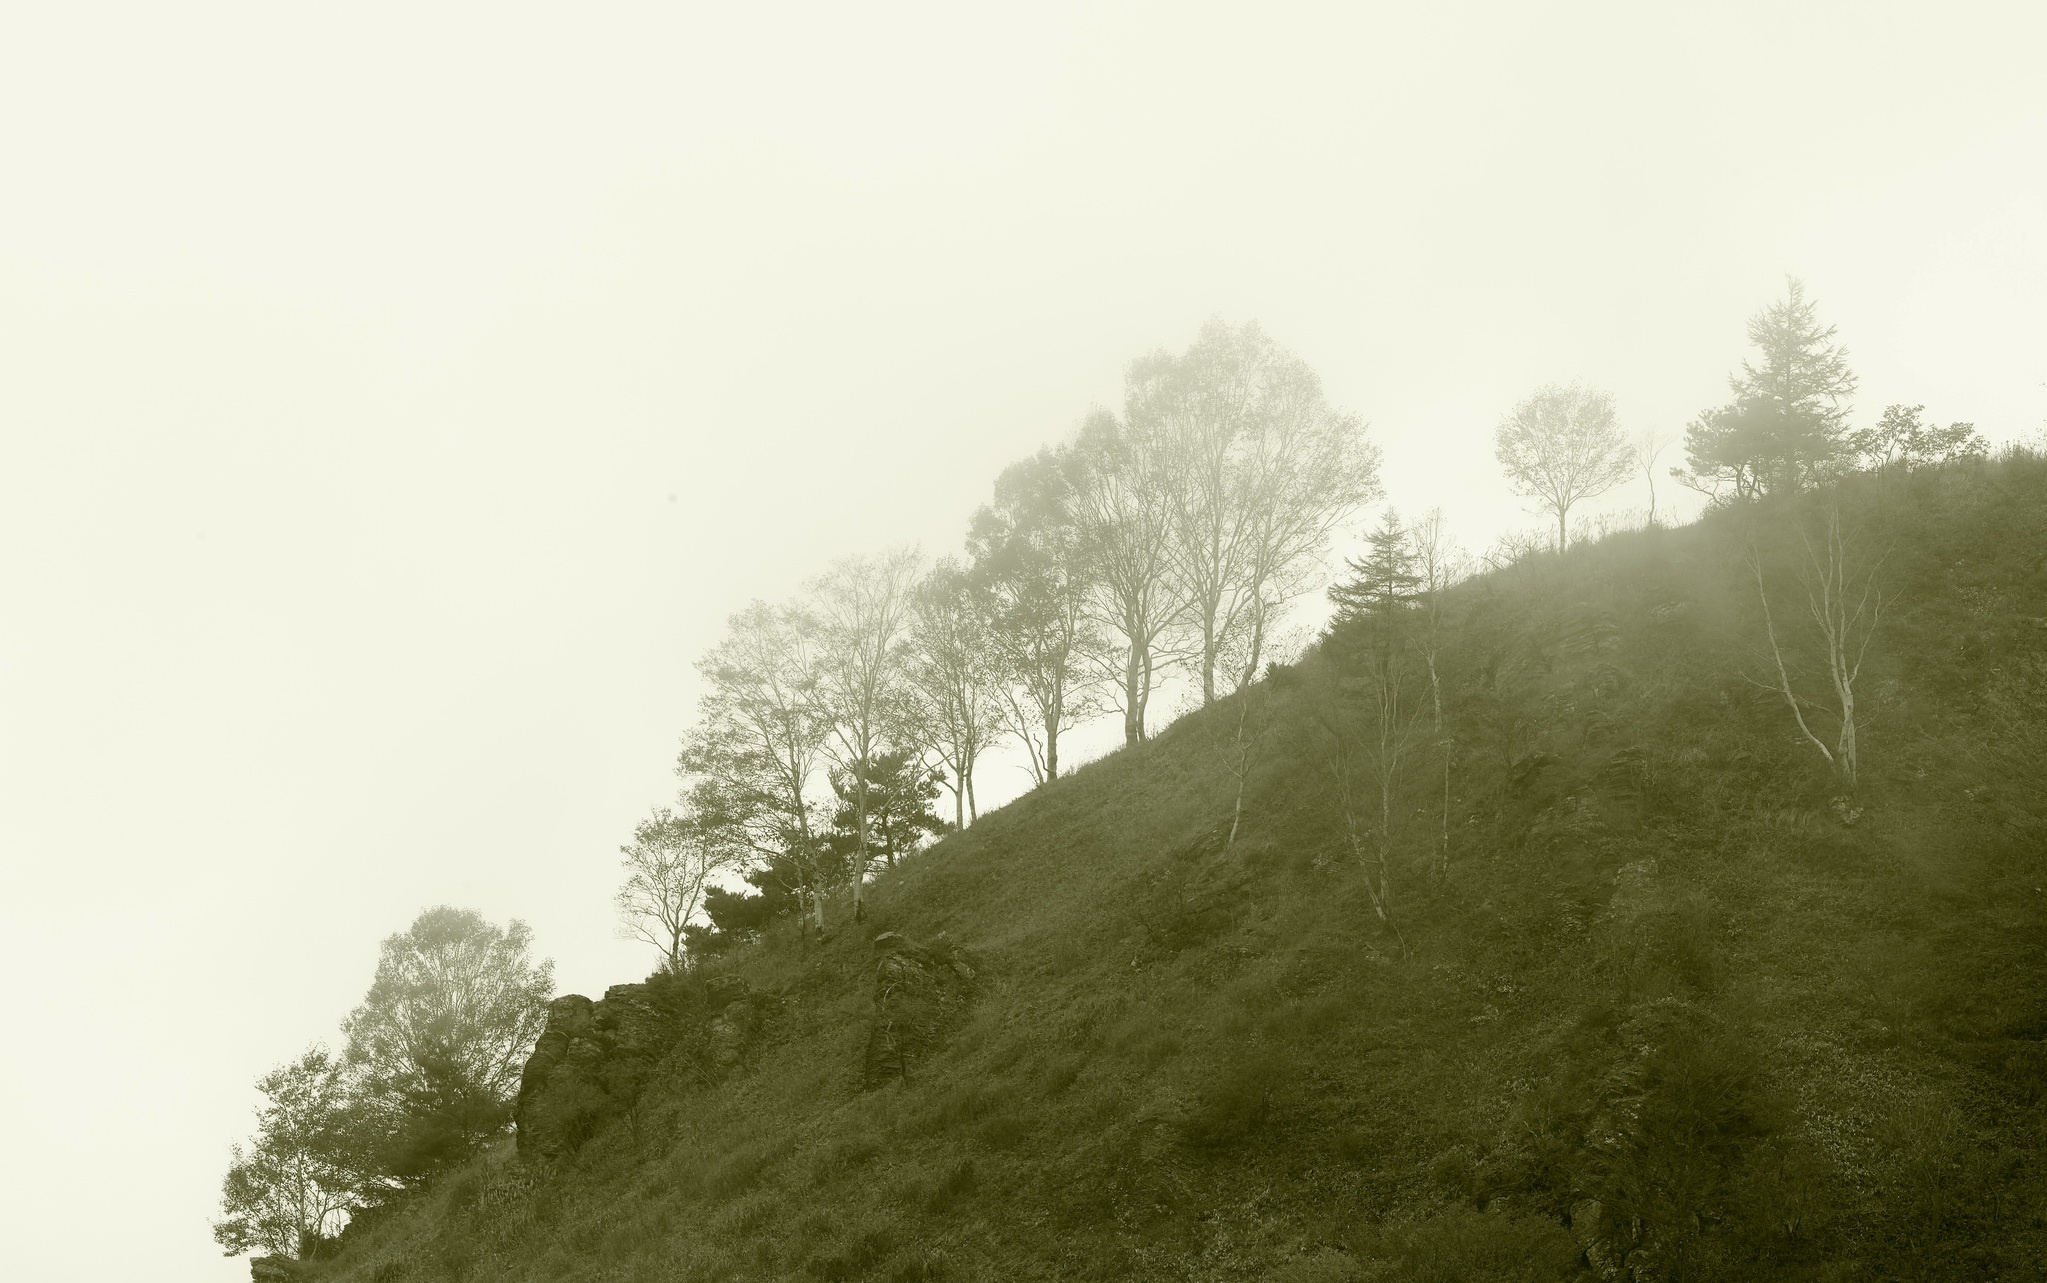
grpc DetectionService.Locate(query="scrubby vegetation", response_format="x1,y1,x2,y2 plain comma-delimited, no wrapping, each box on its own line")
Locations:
282,451,2047,1282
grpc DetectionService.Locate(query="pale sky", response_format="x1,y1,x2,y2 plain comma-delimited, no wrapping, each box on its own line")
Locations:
2,4,2043,1279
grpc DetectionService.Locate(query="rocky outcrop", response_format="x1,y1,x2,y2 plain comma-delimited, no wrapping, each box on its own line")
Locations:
862,931,978,1086
515,972,776,1158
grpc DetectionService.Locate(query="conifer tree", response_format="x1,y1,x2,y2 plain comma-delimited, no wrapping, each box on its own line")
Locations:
1684,278,1857,498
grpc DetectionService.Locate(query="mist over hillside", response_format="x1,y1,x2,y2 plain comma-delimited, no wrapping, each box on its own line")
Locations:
246,449,2047,1282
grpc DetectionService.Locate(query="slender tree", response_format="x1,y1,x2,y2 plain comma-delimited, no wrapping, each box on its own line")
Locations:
967,449,1104,784
679,600,830,932
1747,494,1886,788
1069,408,1184,745
1494,382,1632,551
1408,509,1467,878
905,558,1003,828
615,799,742,973
1132,319,1378,704
811,547,923,921
1633,426,1675,526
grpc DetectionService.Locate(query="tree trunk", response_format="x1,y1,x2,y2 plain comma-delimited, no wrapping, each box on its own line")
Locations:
1123,639,1144,747
1201,614,1218,706
853,761,870,922
1137,646,1152,741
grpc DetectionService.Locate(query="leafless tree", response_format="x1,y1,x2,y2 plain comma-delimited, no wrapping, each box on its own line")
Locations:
1495,383,1633,551
680,599,830,932
1747,495,1887,788
615,799,742,972
811,546,923,921
1408,509,1469,877
905,557,1003,828
1313,647,1427,955
1632,426,1676,526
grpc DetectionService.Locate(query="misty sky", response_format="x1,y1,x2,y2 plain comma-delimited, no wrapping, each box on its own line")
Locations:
2,4,2044,1279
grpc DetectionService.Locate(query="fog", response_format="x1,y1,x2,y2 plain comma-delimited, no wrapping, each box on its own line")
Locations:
1,3,2042,1278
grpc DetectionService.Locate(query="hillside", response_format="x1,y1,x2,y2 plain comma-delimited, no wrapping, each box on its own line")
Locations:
298,456,2047,1283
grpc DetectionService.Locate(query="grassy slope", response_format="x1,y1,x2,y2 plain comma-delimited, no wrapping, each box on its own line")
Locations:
309,457,2047,1283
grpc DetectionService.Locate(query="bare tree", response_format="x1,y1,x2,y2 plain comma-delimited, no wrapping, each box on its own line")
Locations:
1747,495,1886,788
906,558,1003,828
1069,409,1184,746
680,599,830,932
1632,426,1676,526
615,799,741,972
1131,319,1379,705
1495,383,1633,551
1408,509,1468,877
811,546,923,922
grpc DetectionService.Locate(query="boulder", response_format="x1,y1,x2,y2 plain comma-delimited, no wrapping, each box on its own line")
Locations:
515,973,777,1158
863,931,978,1086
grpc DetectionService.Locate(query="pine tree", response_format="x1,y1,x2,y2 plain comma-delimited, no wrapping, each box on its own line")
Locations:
1683,277,1857,498
1329,508,1422,629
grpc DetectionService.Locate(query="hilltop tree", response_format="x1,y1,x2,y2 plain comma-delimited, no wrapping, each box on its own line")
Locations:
212,1048,356,1261
337,907,553,1188
905,558,1003,828
968,448,1105,784
1069,409,1183,745
811,547,923,922
1132,320,1379,704
1494,383,1632,551
615,799,742,973
1684,278,1857,498
680,600,830,933
1329,508,1423,628
1849,404,1985,471
1633,426,1676,526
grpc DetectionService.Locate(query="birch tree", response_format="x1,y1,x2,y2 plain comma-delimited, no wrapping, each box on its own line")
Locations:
1131,319,1378,705
615,800,742,973
811,546,923,922
679,600,830,932
1747,494,1886,788
1068,409,1183,745
967,448,1104,784
906,558,1003,827
1408,509,1468,877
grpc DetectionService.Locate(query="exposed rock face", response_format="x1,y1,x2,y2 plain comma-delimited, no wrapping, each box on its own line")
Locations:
248,1257,304,1282
515,972,775,1159
862,931,978,1086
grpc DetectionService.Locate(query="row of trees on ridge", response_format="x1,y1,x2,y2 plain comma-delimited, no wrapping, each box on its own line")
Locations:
617,319,1383,955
